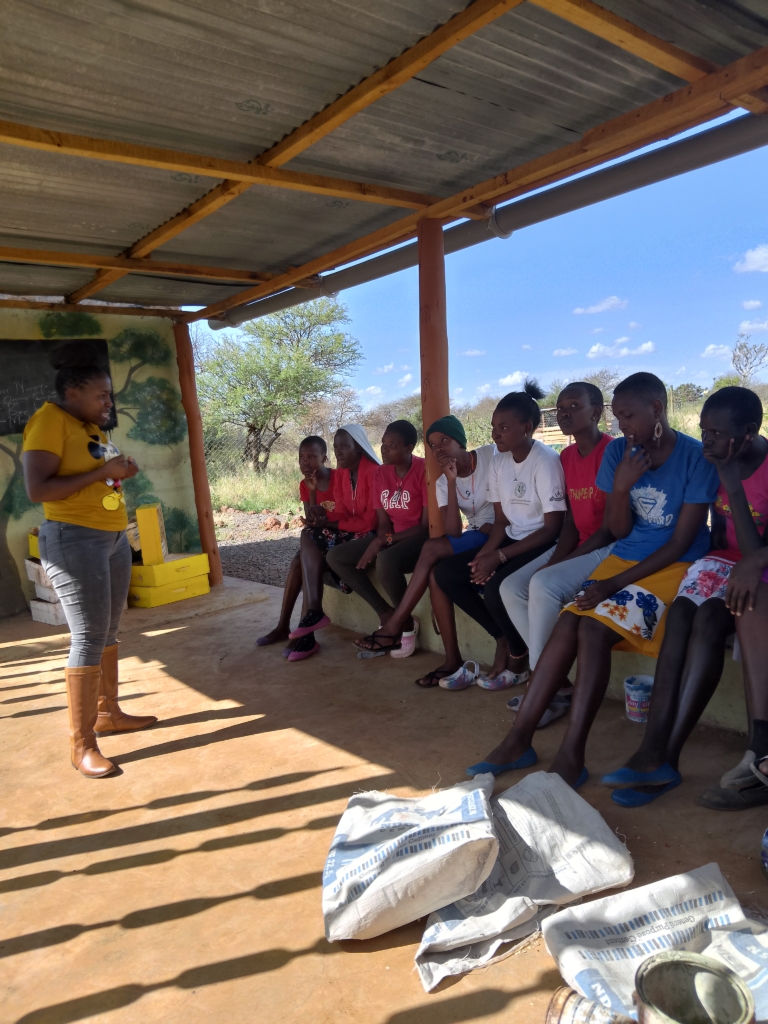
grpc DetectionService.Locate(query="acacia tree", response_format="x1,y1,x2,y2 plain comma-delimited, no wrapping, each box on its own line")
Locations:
198,299,362,473
732,333,768,387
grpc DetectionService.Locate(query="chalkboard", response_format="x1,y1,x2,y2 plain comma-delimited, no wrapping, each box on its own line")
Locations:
0,339,115,435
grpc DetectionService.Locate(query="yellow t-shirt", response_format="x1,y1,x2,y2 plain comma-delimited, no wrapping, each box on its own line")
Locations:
22,402,128,531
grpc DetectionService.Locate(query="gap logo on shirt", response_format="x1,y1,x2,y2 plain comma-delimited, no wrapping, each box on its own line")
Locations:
380,488,412,510
631,484,674,526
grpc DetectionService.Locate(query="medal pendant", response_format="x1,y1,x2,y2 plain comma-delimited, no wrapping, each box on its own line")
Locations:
102,493,121,511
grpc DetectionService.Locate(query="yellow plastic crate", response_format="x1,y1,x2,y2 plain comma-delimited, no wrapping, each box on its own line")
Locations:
130,553,209,588
136,503,168,566
128,572,210,608
28,532,40,559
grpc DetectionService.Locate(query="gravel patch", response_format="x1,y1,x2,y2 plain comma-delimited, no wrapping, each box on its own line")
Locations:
215,508,301,587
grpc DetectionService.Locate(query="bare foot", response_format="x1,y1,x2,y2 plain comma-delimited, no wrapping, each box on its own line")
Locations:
549,750,584,788
480,728,529,766
622,749,668,773
256,625,291,646
415,660,462,687
485,638,511,680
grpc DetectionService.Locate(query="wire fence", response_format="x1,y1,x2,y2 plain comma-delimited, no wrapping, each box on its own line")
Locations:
204,425,251,479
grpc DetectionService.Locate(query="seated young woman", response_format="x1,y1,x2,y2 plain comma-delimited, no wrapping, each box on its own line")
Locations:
256,435,338,647
326,420,429,655
602,387,768,807
285,424,380,661
468,372,719,788
430,381,567,690
697,538,768,809
353,414,495,673
500,382,615,724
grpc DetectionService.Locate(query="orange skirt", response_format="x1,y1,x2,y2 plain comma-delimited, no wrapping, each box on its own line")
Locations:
564,554,691,658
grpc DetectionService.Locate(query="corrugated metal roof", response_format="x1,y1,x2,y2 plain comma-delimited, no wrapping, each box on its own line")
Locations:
0,0,766,306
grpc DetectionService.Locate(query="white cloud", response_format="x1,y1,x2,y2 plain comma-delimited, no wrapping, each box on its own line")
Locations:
412,387,421,396
553,347,578,356
573,295,627,315
740,317,768,333
400,364,411,370
628,321,640,329
452,387,464,396
701,344,731,359
521,344,532,350
735,245,768,273
360,385,383,396
499,371,528,387
398,373,413,387
587,337,655,359
374,363,394,375
674,366,686,376
477,383,491,394
464,348,486,356
743,300,762,310
590,327,604,334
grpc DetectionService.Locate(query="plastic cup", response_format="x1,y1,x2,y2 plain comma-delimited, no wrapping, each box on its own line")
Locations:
624,675,654,723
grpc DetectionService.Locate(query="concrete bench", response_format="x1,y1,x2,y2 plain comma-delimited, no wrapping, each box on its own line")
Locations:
323,568,748,734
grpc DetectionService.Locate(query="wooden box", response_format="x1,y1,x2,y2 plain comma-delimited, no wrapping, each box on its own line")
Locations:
130,553,209,588
136,503,168,566
128,572,210,608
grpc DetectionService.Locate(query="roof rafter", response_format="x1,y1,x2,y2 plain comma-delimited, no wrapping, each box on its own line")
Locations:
0,298,179,318
62,0,525,303
0,119,445,210
183,43,768,324
0,245,277,284
528,0,768,113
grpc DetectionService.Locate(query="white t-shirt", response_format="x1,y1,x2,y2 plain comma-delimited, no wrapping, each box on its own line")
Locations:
488,440,567,540
435,443,495,530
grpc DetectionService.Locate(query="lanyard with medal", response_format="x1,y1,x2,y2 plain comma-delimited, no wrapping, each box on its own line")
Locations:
91,436,126,511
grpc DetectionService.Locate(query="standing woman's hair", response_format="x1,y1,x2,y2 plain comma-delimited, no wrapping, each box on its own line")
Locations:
702,386,763,433
50,343,107,400
494,378,545,429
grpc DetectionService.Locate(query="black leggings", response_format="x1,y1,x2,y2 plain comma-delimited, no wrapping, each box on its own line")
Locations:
432,540,554,656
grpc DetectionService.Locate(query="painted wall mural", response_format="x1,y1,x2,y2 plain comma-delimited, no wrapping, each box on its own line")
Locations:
0,309,201,618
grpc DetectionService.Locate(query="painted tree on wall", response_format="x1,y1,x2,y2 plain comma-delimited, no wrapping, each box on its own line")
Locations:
0,317,198,617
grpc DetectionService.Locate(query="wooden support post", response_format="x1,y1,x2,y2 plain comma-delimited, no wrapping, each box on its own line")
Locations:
173,323,224,586
418,219,451,538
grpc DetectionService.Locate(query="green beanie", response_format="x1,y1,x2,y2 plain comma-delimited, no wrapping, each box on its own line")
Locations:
425,415,467,449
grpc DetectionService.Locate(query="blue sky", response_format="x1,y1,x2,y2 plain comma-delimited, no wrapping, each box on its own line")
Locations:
342,114,768,408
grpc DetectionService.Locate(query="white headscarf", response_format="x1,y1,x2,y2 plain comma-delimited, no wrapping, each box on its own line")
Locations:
337,423,381,465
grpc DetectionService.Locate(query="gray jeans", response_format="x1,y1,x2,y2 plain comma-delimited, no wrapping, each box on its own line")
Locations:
38,521,132,667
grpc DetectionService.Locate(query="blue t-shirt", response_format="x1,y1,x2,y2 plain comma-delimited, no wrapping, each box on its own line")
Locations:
596,433,718,563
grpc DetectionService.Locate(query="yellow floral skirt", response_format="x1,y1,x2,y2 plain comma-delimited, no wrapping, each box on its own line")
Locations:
564,554,691,658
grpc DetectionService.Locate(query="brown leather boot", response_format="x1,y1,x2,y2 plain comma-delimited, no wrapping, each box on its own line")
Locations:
95,643,157,733
66,665,116,778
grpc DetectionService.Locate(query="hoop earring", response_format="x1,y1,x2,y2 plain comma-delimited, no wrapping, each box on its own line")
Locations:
653,422,662,442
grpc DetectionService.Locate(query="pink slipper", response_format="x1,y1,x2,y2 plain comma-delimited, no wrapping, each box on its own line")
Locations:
289,613,330,639
390,616,420,659
287,641,321,662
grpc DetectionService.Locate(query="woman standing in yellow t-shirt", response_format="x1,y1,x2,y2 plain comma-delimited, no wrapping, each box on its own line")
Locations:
22,353,157,778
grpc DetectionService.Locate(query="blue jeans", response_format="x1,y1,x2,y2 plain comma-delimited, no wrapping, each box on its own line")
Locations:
38,521,132,667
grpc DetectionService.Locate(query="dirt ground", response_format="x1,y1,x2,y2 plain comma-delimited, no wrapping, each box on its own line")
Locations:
215,508,300,588
2,584,767,1024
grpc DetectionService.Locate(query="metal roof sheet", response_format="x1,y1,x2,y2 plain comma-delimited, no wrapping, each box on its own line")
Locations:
0,0,766,305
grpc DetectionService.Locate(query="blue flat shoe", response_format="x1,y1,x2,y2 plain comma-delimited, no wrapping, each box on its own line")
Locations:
575,767,589,790
466,748,537,777
601,762,681,789
610,778,682,807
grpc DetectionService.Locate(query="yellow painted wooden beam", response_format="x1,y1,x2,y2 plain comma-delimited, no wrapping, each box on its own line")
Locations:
184,44,768,324
529,0,768,114
0,245,274,283
0,298,179,318
0,120,443,210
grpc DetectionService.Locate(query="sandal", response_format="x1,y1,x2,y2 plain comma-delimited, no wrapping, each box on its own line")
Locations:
439,661,480,691
720,750,755,789
476,669,530,691
390,617,420,659
415,668,453,688
611,778,681,807
355,634,402,659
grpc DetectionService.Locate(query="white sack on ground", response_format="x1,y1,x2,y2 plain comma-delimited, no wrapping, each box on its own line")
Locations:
416,772,634,991
322,774,498,941
543,862,748,1018
706,926,768,1022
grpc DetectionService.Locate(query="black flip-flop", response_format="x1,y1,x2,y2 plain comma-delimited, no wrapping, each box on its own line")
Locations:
355,634,402,659
415,669,452,688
